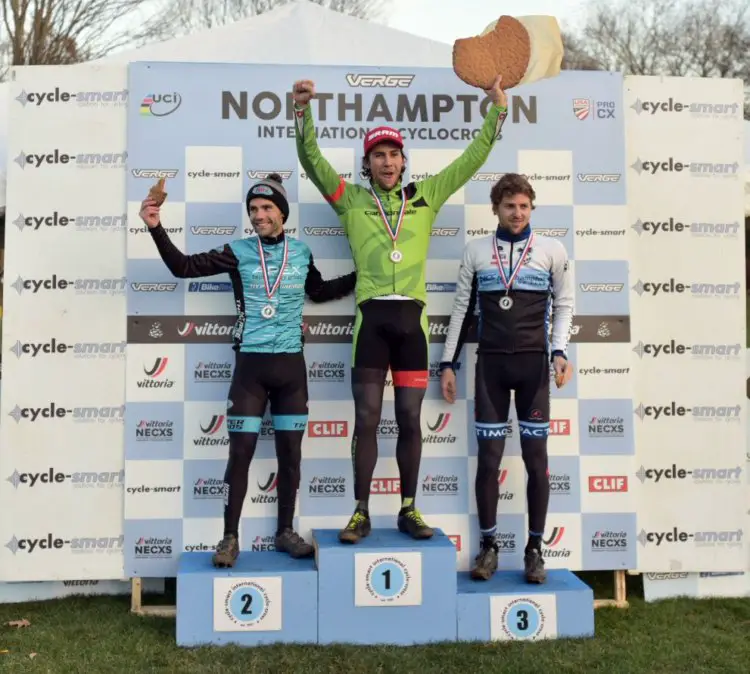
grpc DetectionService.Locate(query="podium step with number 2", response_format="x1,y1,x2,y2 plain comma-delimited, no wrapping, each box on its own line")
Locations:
176,551,317,647
314,528,458,645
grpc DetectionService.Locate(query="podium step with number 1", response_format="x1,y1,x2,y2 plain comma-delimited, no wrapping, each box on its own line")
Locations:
313,528,458,645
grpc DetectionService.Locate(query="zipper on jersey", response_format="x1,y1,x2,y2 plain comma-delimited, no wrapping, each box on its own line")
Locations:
508,241,515,351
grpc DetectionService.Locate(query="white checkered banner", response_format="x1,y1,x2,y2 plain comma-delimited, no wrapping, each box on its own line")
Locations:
123,62,639,577
0,64,129,581
625,76,747,575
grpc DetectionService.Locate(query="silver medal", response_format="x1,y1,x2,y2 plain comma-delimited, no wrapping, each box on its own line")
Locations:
261,304,276,319
499,296,514,311
389,249,403,263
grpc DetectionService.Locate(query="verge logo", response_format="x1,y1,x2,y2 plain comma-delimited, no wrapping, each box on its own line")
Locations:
632,340,741,360
5,533,123,555
637,527,743,548
15,87,128,107
190,226,236,236
131,168,179,179
14,149,126,169
631,278,740,298
577,173,620,182
346,73,415,87
631,157,740,178
635,464,743,484
634,402,741,422
579,283,624,293
631,217,740,238
11,275,126,296
630,97,741,118
247,170,294,180
131,281,178,292
140,92,182,117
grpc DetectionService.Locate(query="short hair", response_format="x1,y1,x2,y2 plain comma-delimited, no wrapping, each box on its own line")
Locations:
490,173,536,210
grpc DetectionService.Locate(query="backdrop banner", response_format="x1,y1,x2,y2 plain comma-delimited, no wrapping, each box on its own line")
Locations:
0,65,129,581
625,75,748,575
123,62,637,576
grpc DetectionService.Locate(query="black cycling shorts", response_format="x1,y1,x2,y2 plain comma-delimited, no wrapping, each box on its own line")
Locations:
474,352,551,440
226,352,309,434
352,299,428,387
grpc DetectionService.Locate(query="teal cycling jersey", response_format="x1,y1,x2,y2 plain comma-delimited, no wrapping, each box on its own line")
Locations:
149,224,356,353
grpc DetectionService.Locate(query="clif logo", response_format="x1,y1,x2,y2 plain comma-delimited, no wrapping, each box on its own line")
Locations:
589,476,628,492
308,421,348,437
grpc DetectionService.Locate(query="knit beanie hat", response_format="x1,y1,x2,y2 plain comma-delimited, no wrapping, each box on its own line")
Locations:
245,173,289,222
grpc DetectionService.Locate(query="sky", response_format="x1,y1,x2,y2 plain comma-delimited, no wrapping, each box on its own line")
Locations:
379,0,589,44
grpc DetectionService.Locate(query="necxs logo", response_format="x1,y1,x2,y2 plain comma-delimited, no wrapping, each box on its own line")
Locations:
346,74,415,87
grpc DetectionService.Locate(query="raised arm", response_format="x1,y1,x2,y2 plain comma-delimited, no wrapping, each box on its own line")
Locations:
293,79,354,214
440,242,478,371
549,242,574,359
305,254,357,303
421,75,508,213
140,197,238,278
149,224,239,279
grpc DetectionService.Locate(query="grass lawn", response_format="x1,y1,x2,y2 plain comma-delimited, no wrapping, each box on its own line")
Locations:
0,572,749,672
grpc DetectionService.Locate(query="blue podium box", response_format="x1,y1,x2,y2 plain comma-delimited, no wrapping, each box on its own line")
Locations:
456,569,595,642
313,528,457,645
176,551,318,647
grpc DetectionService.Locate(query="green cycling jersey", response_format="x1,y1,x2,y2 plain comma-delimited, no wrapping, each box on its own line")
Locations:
294,102,508,305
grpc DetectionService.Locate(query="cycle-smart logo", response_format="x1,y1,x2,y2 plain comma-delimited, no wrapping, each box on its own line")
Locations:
14,149,126,170
15,87,128,108
6,467,124,490
9,338,125,361
632,340,742,361
363,556,412,602
5,533,123,555
635,464,743,485
10,274,126,297
637,527,743,549
7,403,124,424
630,97,741,119
634,401,741,422
630,157,740,179
631,216,740,239
631,278,741,299
13,211,126,234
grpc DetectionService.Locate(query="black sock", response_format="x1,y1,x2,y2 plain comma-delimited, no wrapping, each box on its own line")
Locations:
526,533,542,551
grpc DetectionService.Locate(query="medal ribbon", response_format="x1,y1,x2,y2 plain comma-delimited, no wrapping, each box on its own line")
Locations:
492,233,534,292
257,236,289,300
370,187,406,248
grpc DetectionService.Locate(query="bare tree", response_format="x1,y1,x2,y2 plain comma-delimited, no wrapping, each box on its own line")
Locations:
156,0,387,39
0,0,162,73
563,0,750,117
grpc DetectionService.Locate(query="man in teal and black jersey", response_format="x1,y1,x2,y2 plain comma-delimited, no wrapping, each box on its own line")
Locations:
139,173,356,567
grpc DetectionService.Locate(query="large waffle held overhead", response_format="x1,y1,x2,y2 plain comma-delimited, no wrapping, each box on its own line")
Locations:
452,15,564,91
